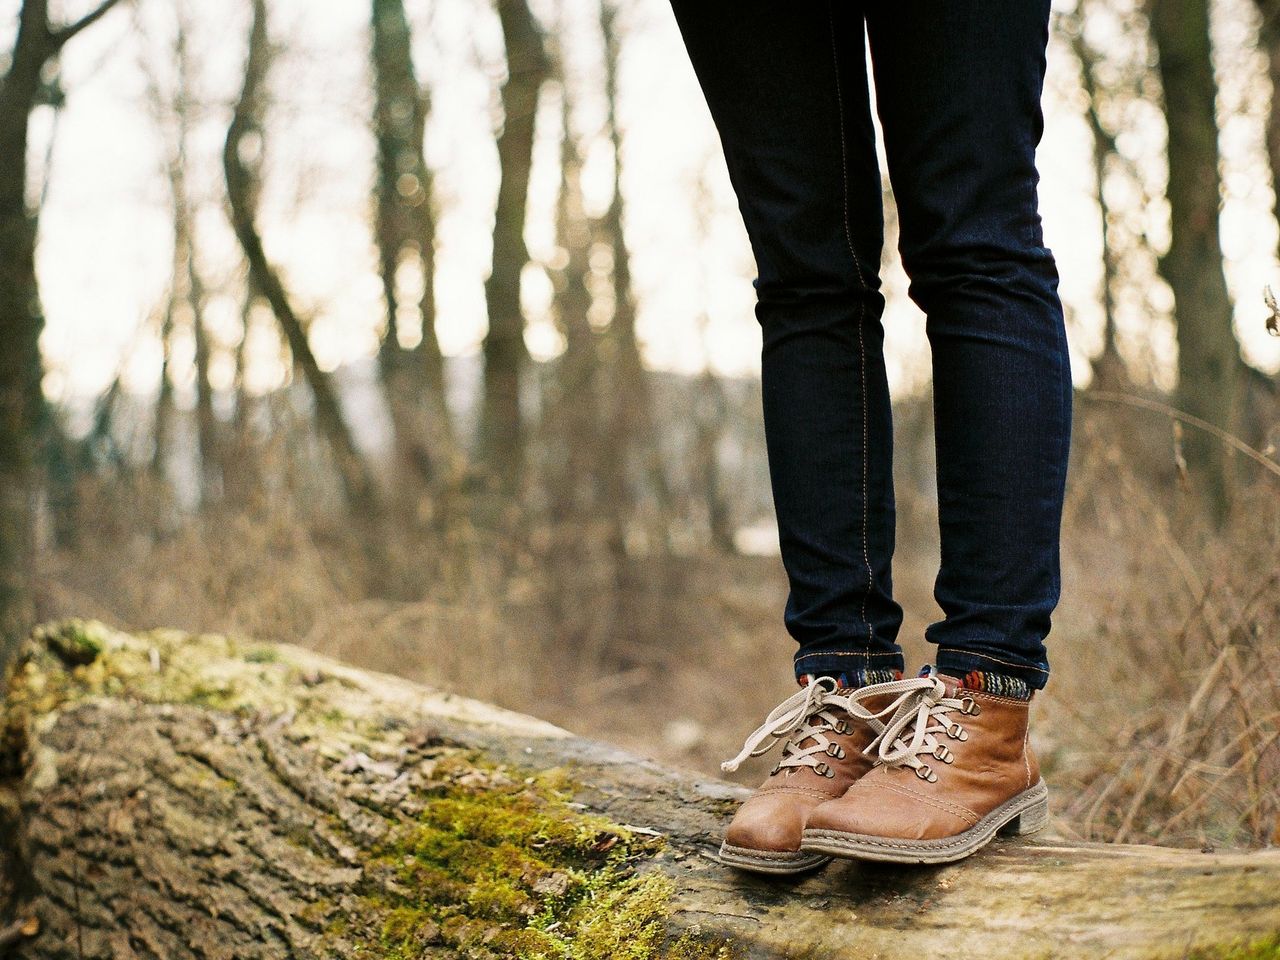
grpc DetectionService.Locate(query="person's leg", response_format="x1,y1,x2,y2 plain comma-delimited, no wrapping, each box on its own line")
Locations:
668,0,904,875
668,0,904,687
866,0,1072,692
798,0,1067,867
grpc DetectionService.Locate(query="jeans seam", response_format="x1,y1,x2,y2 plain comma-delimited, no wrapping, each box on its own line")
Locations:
936,647,1049,675
794,650,903,662
827,2,874,669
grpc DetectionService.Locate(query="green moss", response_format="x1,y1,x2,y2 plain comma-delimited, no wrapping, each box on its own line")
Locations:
1190,934,1280,960
184,681,239,709
35,619,110,666
364,758,731,960
2,620,312,732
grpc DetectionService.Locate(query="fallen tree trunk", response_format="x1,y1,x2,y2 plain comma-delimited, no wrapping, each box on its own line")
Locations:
1,621,1277,960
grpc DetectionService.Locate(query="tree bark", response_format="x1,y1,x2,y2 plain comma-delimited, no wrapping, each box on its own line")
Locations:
223,0,379,518
480,0,549,489
1149,0,1240,519
2,619,1279,960
0,0,126,671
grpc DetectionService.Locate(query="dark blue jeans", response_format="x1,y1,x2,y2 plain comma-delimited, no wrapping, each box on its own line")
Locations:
669,0,1072,690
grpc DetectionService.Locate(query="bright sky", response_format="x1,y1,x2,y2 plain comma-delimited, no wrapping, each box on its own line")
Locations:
8,0,1280,413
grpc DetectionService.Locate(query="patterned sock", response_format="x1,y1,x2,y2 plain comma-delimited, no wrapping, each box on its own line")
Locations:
799,668,902,691
920,664,1032,701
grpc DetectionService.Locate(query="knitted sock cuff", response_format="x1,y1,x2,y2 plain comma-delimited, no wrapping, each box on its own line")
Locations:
799,668,902,691
923,665,1032,701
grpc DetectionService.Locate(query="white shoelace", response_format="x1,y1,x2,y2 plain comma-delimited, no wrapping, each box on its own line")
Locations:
721,675,980,781
854,675,978,783
721,678,883,775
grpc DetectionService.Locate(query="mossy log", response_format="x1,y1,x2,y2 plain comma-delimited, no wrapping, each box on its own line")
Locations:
1,621,1278,960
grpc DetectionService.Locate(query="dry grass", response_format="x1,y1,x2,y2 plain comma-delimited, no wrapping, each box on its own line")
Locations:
33,404,1280,851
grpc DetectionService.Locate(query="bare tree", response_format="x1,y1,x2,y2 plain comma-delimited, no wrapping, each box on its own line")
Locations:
1062,4,1128,387
370,0,460,490
596,0,671,553
143,7,220,497
152,304,177,477
541,45,602,523
480,0,549,488
224,0,379,518
0,0,127,666
1150,0,1240,518
1243,0,1280,448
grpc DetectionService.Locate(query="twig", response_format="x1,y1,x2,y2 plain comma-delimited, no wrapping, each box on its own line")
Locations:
0,916,39,950
1113,645,1236,843
49,0,127,48
1155,731,1280,842
1081,391,1280,482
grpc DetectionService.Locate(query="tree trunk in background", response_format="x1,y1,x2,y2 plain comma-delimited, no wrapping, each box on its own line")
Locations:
1257,0,1280,268
221,292,263,504
224,0,380,519
1150,0,1239,520
1247,0,1280,447
481,0,548,489
152,305,176,477
597,0,672,554
167,19,220,498
1066,5,1128,390
0,0,124,672
692,369,735,553
370,0,460,492
190,246,218,497
543,52,601,523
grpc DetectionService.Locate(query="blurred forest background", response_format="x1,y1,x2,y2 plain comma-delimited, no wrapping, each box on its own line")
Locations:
1,0,1278,851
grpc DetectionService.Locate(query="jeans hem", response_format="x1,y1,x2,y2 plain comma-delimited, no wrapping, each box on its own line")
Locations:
934,647,1049,691
793,649,906,682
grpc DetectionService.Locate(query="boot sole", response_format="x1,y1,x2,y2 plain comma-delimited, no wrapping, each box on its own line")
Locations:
718,841,831,875
799,779,1049,865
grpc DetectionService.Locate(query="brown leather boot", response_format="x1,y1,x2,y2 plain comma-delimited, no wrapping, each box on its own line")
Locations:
718,679,888,874
800,674,1048,864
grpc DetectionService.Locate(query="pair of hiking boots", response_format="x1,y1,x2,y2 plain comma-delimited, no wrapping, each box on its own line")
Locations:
719,673,1048,872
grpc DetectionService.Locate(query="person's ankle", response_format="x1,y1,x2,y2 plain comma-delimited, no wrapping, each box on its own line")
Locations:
926,665,1034,701
798,668,902,691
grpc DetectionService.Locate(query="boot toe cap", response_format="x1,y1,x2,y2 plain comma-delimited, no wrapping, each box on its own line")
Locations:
723,793,821,852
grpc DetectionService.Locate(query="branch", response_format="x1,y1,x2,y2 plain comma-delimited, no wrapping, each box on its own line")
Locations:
1082,390,1280,482
49,0,127,50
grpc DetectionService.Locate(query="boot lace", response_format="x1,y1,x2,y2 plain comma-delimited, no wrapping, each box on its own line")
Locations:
850,675,982,783
721,678,883,778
